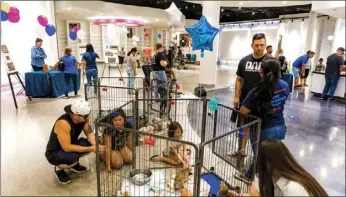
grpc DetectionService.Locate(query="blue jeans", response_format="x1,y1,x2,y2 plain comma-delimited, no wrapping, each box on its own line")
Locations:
127,67,135,93
322,75,340,99
64,73,78,96
86,69,98,94
260,124,286,142
153,70,167,98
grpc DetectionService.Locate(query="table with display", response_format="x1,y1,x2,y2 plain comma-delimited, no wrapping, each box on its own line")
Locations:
310,71,346,98
25,69,81,98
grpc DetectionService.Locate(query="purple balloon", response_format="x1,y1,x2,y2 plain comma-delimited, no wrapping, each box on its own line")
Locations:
9,7,19,16
8,12,20,23
37,15,48,27
73,26,80,32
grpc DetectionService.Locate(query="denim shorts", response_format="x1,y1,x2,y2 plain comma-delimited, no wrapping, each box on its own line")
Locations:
260,124,286,142
292,67,301,79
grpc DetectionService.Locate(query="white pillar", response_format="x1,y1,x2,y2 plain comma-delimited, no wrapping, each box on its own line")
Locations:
304,11,318,53
331,18,345,53
199,1,220,88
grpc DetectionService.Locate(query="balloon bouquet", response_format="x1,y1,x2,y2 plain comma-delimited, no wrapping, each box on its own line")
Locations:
1,2,20,23
69,25,85,41
37,15,56,37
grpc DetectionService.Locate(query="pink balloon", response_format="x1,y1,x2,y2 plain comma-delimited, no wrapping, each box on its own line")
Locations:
8,12,20,23
9,7,19,16
37,15,48,27
73,26,80,32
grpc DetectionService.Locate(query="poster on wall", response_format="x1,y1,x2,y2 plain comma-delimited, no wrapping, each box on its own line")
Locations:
1,45,18,74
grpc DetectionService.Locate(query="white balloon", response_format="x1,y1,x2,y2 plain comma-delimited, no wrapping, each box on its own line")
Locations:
77,30,86,39
35,25,46,38
165,2,184,28
132,40,137,46
132,36,139,42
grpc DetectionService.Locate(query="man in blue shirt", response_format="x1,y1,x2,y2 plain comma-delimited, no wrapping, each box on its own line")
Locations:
292,50,315,88
31,38,47,71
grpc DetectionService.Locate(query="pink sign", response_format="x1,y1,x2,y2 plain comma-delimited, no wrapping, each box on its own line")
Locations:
92,18,144,27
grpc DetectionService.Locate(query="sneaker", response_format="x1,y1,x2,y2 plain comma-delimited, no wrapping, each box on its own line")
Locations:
71,163,86,173
327,97,335,102
55,168,71,184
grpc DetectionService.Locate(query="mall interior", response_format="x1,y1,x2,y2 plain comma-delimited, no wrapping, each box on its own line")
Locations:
1,0,345,196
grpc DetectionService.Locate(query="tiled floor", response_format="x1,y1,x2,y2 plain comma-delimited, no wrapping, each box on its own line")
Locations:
1,64,344,196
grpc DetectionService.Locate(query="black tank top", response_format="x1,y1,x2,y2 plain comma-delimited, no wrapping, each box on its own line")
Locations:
46,113,85,154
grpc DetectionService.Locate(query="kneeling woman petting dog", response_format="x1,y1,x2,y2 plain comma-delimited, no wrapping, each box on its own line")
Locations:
103,108,133,171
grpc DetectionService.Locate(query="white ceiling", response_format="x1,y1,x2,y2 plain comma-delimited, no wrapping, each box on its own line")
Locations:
187,1,312,7
314,7,345,18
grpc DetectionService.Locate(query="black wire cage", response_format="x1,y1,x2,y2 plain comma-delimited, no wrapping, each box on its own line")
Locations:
86,79,261,196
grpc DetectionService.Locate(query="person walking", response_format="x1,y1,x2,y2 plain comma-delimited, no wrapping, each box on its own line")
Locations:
82,44,100,94
55,46,79,99
152,43,168,99
321,47,345,101
126,47,138,94
118,46,125,69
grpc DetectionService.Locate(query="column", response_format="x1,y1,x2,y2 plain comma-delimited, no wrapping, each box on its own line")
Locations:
332,18,345,53
199,1,220,88
304,11,318,53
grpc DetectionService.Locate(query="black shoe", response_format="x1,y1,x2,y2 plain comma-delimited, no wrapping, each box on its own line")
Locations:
65,95,69,99
71,163,86,173
55,168,71,184
327,97,335,102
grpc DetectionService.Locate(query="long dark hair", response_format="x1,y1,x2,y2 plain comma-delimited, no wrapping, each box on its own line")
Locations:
127,47,137,56
257,140,328,196
86,43,94,53
252,59,281,124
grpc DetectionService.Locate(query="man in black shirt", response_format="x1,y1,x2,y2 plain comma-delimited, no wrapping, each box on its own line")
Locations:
321,47,345,101
232,33,273,179
45,100,104,184
152,43,168,98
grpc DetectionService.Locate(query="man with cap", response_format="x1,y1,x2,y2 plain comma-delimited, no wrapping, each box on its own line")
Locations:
31,38,47,71
45,100,104,184
292,50,315,88
321,47,345,101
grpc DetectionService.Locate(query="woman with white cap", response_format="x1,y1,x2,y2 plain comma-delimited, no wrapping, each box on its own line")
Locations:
45,100,104,184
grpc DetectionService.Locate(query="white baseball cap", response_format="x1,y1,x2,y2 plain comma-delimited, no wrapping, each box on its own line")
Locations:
64,100,91,116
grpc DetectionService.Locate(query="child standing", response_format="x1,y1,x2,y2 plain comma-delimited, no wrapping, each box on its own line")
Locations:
315,58,326,72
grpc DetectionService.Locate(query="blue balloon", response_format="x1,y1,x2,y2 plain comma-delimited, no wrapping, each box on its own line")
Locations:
157,33,162,39
69,31,77,40
1,10,8,21
185,15,220,57
45,24,56,36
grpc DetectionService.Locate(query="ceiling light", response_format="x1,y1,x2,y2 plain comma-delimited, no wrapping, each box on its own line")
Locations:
157,0,159,3
221,8,224,12
193,5,195,8
282,1,287,4
185,6,188,9
252,12,255,15
239,2,243,6
179,7,181,10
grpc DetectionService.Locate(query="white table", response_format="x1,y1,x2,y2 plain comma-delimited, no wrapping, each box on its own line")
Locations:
310,71,346,98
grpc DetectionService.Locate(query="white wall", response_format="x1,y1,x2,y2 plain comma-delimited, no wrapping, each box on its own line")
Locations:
220,23,279,60
318,18,337,61
1,1,58,86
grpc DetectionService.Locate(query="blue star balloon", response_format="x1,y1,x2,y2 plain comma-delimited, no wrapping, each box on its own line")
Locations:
185,15,220,57
157,33,162,39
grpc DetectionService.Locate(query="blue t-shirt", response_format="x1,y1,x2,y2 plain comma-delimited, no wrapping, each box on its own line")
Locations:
242,79,289,129
293,54,309,68
82,52,98,70
60,55,77,74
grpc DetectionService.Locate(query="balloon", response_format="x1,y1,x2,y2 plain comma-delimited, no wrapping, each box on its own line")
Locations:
144,32,149,38
1,2,10,13
8,11,19,23
164,2,183,27
132,36,139,42
185,15,220,57
77,29,85,39
45,24,56,36
132,40,137,47
9,6,19,16
208,96,219,112
73,26,80,33
157,33,162,39
1,10,8,21
35,25,46,38
69,31,77,40
37,15,48,27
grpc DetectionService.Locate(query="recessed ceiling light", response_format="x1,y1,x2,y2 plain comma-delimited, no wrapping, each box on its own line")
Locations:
239,2,243,6
185,6,188,9
252,12,255,15
282,1,287,4
193,5,195,8
157,0,159,3
179,7,181,10
221,8,224,12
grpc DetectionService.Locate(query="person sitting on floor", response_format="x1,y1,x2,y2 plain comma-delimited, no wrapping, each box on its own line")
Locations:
150,121,190,166
103,108,133,171
45,100,104,184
